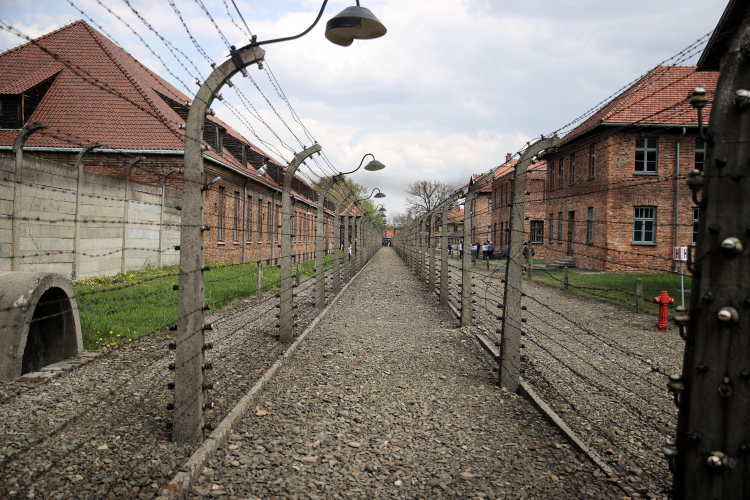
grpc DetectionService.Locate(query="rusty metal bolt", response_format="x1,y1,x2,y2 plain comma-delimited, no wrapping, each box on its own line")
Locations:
697,363,709,373
687,432,702,445
709,224,721,234
703,292,714,303
718,377,733,398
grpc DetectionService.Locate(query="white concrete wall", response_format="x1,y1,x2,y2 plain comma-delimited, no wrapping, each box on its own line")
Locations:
0,155,182,278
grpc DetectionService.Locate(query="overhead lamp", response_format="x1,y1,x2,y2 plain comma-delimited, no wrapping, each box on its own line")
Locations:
364,160,385,171
374,191,386,198
325,3,387,47
378,207,386,211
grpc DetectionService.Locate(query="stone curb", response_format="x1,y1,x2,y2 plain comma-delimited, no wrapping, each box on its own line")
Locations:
157,253,379,500
14,351,103,383
518,379,643,500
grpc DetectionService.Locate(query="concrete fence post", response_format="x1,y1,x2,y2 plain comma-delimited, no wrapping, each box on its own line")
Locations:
280,145,322,342
563,266,569,291
462,191,474,326
73,142,101,277
636,278,643,313
11,123,46,272
500,136,559,393
296,261,301,286
332,197,346,296
315,177,339,309
121,156,144,275
159,168,181,269
527,243,533,279
257,262,263,299
344,211,351,283
440,206,449,306
420,217,426,282
429,215,436,291
175,44,265,443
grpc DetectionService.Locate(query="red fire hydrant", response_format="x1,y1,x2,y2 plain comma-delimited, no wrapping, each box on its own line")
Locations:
654,290,674,331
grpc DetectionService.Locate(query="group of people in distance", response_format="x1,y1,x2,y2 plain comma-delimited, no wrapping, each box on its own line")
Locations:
449,241,496,260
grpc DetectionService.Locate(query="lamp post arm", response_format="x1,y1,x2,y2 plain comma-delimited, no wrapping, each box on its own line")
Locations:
232,0,328,53
338,153,375,176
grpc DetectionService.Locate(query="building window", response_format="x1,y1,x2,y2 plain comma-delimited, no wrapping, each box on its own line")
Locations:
550,163,555,188
589,144,596,178
246,195,252,243
233,191,239,242
531,220,544,243
216,126,224,155
557,212,563,243
635,137,658,173
692,207,700,245
488,198,492,214
695,138,706,173
558,159,564,187
487,225,492,243
257,198,263,242
549,213,554,243
586,207,594,243
633,206,656,243
493,222,497,245
218,187,226,242
570,153,576,184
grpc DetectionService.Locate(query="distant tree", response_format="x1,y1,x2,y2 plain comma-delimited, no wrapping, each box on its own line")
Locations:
388,212,412,230
404,180,454,215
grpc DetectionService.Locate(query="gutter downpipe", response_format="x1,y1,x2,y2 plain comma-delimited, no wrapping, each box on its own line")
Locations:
674,127,686,273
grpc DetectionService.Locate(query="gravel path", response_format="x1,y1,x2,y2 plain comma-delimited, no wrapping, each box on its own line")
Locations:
0,267,338,499
186,248,621,500
426,252,679,499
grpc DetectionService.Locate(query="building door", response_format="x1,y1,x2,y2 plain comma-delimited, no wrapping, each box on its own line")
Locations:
567,211,575,255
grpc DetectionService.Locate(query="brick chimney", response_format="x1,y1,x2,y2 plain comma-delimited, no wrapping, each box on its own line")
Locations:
506,153,511,163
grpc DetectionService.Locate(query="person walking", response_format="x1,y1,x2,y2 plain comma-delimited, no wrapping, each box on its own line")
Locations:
448,242,452,256
459,241,463,259
471,242,478,260
348,242,352,261
481,242,488,260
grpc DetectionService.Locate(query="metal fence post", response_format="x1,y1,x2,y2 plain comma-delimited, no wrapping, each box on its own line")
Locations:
73,142,101,276
279,145,321,342
636,278,643,313
175,45,265,443
500,136,559,393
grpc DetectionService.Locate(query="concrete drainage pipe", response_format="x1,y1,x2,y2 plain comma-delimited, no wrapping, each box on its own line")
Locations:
0,272,83,382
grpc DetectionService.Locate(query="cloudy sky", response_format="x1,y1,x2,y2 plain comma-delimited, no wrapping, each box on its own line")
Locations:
0,0,727,215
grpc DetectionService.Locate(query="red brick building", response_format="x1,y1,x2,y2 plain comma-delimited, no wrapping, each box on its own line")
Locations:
468,174,492,248
540,66,718,272
491,155,548,259
0,20,336,270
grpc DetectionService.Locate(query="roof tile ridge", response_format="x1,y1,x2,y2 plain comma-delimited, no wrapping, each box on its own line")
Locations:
0,20,85,82
81,22,185,147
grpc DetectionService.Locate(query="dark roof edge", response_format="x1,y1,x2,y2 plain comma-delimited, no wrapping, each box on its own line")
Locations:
697,0,747,71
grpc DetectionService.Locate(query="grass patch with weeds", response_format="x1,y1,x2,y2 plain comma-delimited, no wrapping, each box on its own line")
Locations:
72,252,343,350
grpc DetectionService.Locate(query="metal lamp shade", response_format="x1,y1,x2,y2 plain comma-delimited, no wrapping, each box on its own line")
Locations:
378,206,386,211
374,192,386,198
364,160,385,171
325,6,387,47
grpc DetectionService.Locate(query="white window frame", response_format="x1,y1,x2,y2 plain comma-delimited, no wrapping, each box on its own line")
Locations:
635,137,658,173
633,206,656,243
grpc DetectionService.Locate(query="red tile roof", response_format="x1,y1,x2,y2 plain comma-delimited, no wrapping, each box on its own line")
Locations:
563,66,718,143
0,20,304,194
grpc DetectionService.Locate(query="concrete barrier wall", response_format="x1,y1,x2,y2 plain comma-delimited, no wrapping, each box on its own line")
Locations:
0,155,182,278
